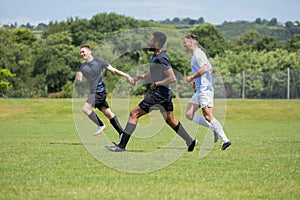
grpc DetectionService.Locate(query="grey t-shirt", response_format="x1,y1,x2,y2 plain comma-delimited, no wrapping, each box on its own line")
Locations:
78,58,109,93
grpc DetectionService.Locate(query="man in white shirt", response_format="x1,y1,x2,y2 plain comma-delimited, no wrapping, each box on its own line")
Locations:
183,34,231,150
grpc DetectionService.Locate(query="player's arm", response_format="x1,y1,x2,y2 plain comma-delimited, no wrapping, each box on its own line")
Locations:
134,72,150,82
106,65,135,85
186,64,209,83
150,68,176,90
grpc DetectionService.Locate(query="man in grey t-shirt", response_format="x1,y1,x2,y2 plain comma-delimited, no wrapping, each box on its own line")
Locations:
76,44,135,136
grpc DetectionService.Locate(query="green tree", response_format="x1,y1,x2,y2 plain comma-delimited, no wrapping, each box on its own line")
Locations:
198,17,205,24
268,18,278,26
33,31,80,95
213,49,300,98
0,27,35,97
41,20,70,39
11,28,37,46
70,18,96,46
235,30,260,49
189,24,228,57
253,35,277,51
172,17,180,24
286,34,300,51
255,18,263,25
0,69,15,96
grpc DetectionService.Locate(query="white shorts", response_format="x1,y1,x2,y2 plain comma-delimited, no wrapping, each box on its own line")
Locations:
189,90,214,108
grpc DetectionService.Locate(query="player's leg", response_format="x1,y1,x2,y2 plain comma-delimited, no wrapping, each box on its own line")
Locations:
201,91,231,149
119,106,147,148
82,95,106,136
186,102,213,129
92,93,109,136
101,107,123,136
106,93,157,152
200,90,225,140
106,105,147,152
186,93,214,129
83,102,102,125
165,110,197,152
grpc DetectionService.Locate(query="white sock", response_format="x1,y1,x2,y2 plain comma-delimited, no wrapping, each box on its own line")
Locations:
210,118,229,143
193,114,213,129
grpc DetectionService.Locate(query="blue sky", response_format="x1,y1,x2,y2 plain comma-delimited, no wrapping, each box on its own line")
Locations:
0,0,299,26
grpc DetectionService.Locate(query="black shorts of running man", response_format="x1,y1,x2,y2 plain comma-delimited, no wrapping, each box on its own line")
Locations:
86,92,110,110
139,91,174,113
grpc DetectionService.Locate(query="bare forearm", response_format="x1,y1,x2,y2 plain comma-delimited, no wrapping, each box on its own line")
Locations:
107,65,135,85
114,69,130,78
135,72,150,80
155,76,176,87
151,68,176,90
187,64,208,82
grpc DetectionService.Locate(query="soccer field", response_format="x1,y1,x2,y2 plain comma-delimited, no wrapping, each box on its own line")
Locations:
0,98,299,199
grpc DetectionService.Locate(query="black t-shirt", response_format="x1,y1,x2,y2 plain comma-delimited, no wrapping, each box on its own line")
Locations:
150,50,172,97
78,58,109,93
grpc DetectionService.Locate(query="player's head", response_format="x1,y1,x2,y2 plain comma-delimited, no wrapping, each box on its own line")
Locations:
184,34,199,51
80,44,92,60
148,31,167,51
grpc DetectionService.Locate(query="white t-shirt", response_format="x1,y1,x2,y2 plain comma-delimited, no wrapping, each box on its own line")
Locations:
191,48,214,93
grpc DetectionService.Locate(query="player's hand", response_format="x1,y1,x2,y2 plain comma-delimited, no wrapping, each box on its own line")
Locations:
76,72,83,82
150,82,157,91
127,76,136,86
186,76,193,83
133,76,139,84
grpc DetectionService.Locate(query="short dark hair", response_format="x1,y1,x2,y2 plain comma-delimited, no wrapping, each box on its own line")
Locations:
80,44,91,49
185,34,198,42
153,32,167,48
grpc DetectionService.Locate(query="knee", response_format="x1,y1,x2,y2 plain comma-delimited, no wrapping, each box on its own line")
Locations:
129,110,138,119
166,118,176,128
165,118,171,125
82,106,90,115
204,115,212,122
185,111,194,121
165,114,178,128
102,108,114,119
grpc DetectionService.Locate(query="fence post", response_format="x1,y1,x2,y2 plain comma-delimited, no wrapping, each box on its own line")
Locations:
242,70,245,99
287,67,290,99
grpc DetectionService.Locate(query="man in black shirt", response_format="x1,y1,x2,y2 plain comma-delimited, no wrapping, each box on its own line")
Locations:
106,32,197,152
76,45,135,136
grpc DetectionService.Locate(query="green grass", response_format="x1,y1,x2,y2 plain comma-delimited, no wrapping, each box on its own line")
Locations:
0,98,299,199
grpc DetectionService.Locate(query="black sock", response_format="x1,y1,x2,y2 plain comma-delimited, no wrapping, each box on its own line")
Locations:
110,116,123,135
118,123,136,149
88,111,104,126
172,122,193,146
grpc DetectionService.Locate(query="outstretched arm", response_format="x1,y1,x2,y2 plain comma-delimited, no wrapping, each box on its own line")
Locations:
134,72,151,82
106,65,135,85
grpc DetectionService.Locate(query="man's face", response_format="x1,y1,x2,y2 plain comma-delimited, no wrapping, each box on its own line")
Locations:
148,35,156,49
80,47,91,60
184,38,193,52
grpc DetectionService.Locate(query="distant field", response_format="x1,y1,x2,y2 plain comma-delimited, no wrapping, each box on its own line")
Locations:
0,98,299,199
31,29,44,39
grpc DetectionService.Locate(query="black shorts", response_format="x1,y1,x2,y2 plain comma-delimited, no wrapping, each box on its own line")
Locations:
139,92,174,113
86,92,109,110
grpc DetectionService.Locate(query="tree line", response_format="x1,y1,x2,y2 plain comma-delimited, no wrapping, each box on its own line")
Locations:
0,13,299,98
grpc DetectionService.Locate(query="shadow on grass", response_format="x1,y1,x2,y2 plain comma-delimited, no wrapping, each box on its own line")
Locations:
50,142,83,145
157,146,186,150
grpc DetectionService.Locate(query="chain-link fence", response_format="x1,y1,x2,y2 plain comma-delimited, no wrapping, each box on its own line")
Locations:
176,68,300,99
214,68,300,99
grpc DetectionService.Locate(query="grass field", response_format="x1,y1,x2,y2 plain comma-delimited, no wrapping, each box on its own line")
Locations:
0,98,299,199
